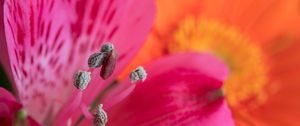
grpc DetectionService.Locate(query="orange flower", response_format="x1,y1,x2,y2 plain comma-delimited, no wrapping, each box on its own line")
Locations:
121,0,300,125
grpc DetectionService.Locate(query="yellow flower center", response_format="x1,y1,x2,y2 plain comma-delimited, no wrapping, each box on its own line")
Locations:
168,16,270,109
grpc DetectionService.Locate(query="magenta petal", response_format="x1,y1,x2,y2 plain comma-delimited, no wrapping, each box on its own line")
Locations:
0,87,17,102
0,3,14,85
3,0,155,123
0,87,21,115
0,87,21,124
102,51,229,109
107,53,234,126
145,52,229,82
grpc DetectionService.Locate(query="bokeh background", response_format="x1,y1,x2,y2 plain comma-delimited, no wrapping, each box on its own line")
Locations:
120,0,300,125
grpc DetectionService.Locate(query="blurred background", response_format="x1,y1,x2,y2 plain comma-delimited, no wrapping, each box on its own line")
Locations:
1,0,300,125
121,0,300,125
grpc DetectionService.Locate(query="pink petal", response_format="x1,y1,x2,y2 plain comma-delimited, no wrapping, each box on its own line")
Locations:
102,52,229,108
106,52,234,125
0,87,17,102
145,52,229,82
0,117,12,126
0,0,14,84
3,0,155,123
0,87,21,115
0,87,21,124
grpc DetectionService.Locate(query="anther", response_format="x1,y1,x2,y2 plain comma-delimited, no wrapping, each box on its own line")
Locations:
129,66,147,83
73,71,91,90
100,49,118,79
94,104,108,126
88,52,108,68
101,42,114,52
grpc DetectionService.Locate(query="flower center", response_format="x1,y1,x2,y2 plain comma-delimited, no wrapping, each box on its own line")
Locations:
168,16,269,109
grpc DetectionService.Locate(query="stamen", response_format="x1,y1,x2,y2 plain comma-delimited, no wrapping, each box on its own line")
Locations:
94,104,108,126
100,49,118,79
130,66,147,83
88,52,108,68
101,42,114,52
73,71,91,90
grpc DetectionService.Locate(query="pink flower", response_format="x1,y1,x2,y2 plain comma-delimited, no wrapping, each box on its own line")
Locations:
0,0,235,126
1,0,155,125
